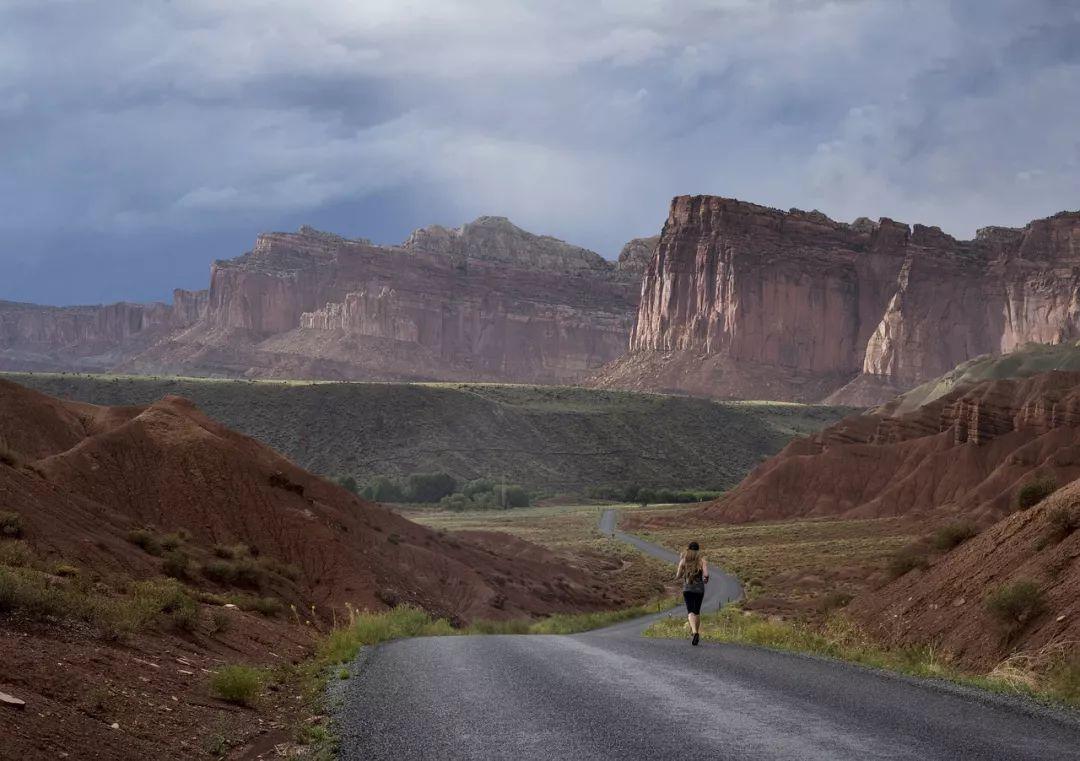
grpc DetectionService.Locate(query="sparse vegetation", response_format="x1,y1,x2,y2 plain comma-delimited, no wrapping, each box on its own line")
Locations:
931,522,978,551
1044,504,1079,545
161,550,191,579
1016,477,1057,511
984,581,1046,631
0,511,24,539
2,373,848,497
126,528,163,556
0,540,33,567
646,605,1080,707
209,665,266,706
887,543,930,579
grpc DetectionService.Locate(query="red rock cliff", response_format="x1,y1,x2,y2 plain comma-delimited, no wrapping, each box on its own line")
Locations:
596,195,1080,403
122,218,640,383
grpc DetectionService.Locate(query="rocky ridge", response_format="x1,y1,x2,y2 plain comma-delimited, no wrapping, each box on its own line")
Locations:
1,218,645,383
679,370,1080,524
594,195,1080,404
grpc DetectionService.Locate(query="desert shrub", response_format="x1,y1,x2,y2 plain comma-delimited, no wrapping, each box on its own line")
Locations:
817,591,854,612
462,479,496,498
360,476,405,503
1045,505,1079,544
0,512,23,539
210,608,231,635
161,550,191,579
0,540,32,567
259,556,301,582
230,594,282,617
984,580,1045,629
1049,658,1080,703
335,475,358,494
126,528,163,556
494,484,530,508
1016,477,1057,511
887,544,929,579
202,560,238,584
232,558,265,589
169,602,200,632
0,566,67,619
387,533,401,545
209,665,265,706
53,564,80,578
439,493,473,511
160,533,183,551
931,522,978,551
404,472,457,503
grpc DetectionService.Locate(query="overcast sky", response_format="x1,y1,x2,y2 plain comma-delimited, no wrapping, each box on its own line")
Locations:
2,0,1078,305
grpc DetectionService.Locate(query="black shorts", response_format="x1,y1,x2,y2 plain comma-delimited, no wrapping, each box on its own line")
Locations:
683,590,704,615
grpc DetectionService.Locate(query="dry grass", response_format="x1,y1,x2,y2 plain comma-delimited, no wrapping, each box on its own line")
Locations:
632,512,918,613
403,503,673,604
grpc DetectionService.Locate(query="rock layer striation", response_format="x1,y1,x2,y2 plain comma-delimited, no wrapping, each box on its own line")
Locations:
595,195,1080,403
2,218,642,382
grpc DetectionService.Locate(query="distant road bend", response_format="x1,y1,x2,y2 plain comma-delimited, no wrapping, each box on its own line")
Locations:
338,509,1080,760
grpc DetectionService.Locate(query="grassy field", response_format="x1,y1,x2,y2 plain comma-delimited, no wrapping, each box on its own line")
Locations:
631,510,919,615
2,372,850,496
403,503,676,604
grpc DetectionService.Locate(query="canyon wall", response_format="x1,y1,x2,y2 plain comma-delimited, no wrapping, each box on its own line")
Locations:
112,218,641,382
595,195,1080,403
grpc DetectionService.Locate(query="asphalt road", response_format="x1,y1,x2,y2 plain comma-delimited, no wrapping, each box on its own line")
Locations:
336,509,1080,760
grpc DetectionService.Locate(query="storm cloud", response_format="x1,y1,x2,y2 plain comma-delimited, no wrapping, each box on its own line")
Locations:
2,0,1078,303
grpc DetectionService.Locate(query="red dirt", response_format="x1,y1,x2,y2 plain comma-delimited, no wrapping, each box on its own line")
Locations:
0,378,629,759
666,371,1080,526
848,481,1080,670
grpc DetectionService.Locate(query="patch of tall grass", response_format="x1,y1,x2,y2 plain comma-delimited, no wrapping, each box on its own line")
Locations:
645,606,1080,708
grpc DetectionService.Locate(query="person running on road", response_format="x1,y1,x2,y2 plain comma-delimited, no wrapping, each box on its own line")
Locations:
675,541,708,646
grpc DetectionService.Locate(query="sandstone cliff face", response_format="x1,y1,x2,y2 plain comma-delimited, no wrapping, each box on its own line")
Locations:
597,195,1080,403
0,300,178,371
118,217,641,383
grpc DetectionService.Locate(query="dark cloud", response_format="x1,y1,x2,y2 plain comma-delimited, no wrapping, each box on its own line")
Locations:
0,0,1077,303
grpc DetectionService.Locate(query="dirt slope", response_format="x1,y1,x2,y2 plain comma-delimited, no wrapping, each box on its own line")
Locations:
848,483,1080,670
675,371,1080,525
0,378,626,622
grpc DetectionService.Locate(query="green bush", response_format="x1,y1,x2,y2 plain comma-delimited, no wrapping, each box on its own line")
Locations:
161,550,191,579
462,479,496,498
209,665,265,706
0,540,33,567
984,580,1045,629
0,512,23,539
160,533,183,551
494,484,530,508
335,475,358,494
232,558,265,589
126,529,163,556
203,560,238,584
210,608,231,635
887,544,929,579
1016,477,1057,511
931,522,978,551
230,594,282,617
439,493,473,511
1045,505,1079,544
404,472,457,503
1049,658,1080,703
360,476,405,503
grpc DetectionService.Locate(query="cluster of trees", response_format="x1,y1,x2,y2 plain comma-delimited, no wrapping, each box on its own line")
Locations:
335,472,530,509
585,484,723,506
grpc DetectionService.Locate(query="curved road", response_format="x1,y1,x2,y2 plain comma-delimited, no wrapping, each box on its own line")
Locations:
337,509,1080,760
